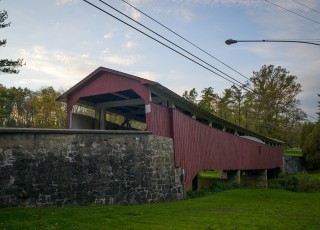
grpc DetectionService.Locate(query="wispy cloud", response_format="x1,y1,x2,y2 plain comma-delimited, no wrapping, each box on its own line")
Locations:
134,71,159,81
19,46,96,87
123,41,136,49
56,0,78,5
180,8,194,21
103,32,113,39
100,54,142,66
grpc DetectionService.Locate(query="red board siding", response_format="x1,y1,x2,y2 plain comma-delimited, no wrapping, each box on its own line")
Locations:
171,110,283,187
147,103,172,138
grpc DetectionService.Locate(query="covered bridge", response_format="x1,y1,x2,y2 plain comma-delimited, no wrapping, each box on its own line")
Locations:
57,67,283,188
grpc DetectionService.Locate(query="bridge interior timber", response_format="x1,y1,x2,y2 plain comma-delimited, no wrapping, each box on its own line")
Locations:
57,67,283,189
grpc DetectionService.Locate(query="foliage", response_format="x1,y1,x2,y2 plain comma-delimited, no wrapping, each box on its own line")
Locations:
246,65,306,141
1,189,320,229
0,85,66,128
269,172,320,192
198,87,218,114
0,8,23,74
301,122,320,169
187,179,239,198
317,93,320,121
182,65,306,147
182,88,198,103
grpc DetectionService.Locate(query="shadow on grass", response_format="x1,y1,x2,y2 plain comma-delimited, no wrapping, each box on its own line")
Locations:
187,179,239,199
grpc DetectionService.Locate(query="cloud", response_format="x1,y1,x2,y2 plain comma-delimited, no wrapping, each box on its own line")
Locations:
100,54,142,66
123,41,136,49
130,8,141,20
103,33,113,39
56,0,78,5
180,8,194,21
19,46,96,88
134,71,159,81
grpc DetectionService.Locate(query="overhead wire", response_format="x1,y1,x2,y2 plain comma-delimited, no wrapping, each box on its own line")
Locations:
120,0,318,121
82,0,317,122
120,0,250,81
290,0,320,15
82,0,249,90
97,0,250,89
264,0,320,25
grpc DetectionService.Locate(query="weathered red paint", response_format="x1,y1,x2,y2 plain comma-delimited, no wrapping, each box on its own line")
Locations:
147,103,172,138
170,110,283,186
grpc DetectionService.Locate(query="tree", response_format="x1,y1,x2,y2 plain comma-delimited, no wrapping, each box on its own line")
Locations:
317,93,320,121
28,87,66,128
0,8,23,74
246,65,306,142
182,88,198,104
198,87,218,113
0,85,32,127
0,85,66,128
302,122,320,169
217,88,233,121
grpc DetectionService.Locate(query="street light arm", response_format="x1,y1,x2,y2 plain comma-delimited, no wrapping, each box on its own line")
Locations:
225,39,320,46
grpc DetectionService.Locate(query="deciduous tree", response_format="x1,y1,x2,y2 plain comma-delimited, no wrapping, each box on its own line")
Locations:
246,65,306,141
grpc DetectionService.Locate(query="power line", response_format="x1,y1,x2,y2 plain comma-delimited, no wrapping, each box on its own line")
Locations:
81,0,248,90
82,0,317,122
120,0,250,81
290,0,320,15
97,0,249,89
264,0,320,25
307,114,317,121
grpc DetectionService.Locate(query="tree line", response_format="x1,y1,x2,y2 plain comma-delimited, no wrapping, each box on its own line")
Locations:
0,85,66,128
183,65,307,148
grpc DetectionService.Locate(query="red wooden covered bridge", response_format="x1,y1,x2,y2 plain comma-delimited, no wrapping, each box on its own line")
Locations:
57,67,283,189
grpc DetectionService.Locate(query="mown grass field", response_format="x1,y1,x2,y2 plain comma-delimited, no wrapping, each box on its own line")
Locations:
1,189,320,230
283,149,303,157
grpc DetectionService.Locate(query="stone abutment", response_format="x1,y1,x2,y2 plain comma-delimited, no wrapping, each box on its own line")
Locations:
0,128,183,207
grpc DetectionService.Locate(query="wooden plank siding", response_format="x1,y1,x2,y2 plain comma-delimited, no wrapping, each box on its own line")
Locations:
147,103,172,138
170,110,283,187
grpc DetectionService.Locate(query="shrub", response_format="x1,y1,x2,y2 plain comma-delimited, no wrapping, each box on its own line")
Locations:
269,172,320,192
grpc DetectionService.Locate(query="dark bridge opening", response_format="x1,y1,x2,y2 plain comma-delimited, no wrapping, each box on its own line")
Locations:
71,89,147,131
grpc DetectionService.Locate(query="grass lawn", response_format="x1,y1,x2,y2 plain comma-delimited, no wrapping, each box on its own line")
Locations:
283,149,303,157
198,170,220,179
1,189,320,229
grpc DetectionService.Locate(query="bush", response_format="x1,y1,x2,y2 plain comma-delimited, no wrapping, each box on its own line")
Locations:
187,179,239,198
269,173,320,192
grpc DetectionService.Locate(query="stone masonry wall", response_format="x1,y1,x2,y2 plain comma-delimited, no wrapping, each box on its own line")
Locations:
0,128,183,207
283,156,305,174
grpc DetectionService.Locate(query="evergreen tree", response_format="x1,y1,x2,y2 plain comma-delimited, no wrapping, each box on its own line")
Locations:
0,8,23,74
198,87,218,113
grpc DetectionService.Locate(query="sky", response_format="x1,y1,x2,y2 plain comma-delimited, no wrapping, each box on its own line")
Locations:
1,0,319,120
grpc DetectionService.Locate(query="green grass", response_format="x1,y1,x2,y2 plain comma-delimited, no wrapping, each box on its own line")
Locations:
198,170,220,179
283,149,303,157
1,189,320,229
